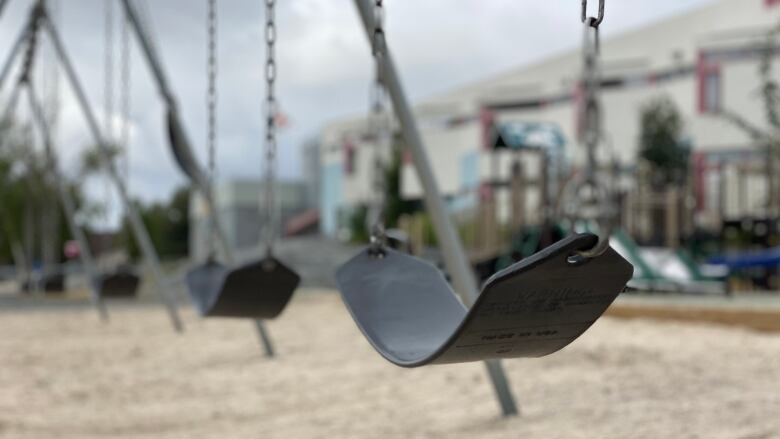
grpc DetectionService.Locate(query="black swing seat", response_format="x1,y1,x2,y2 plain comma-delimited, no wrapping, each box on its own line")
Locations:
42,273,66,294
97,267,140,298
336,233,633,367
185,256,300,319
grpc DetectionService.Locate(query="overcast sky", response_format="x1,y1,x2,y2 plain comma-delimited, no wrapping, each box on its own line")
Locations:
0,0,716,228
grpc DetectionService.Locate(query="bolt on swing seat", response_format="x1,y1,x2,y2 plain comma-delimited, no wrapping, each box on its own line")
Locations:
336,233,632,367
186,257,300,318
97,266,140,298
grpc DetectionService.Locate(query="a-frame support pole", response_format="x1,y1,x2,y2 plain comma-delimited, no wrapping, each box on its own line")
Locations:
36,3,183,332
352,0,519,417
119,0,274,356
0,18,31,95
0,0,9,22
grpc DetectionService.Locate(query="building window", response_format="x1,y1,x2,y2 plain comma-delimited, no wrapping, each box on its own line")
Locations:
703,70,721,113
697,54,722,114
343,141,356,176
459,152,479,190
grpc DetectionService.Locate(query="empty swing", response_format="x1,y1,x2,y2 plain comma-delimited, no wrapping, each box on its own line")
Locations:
185,0,299,318
336,0,632,367
95,3,140,299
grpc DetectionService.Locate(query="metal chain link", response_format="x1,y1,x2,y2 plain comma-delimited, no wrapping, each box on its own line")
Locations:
368,0,389,256
263,0,278,254
207,0,217,181
581,0,605,28
582,5,601,184
17,12,40,86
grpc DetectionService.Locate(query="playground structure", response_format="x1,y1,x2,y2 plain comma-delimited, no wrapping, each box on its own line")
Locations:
0,0,640,420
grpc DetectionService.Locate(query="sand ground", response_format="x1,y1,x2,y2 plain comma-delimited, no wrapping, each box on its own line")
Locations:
1,290,779,439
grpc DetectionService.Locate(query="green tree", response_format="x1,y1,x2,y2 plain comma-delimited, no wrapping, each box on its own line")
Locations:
638,96,690,187
347,134,415,243
122,186,190,261
0,120,87,266
383,136,415,228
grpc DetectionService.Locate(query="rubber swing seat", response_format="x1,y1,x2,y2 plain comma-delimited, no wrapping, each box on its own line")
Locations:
42,273,66,294
186,257,300,319
336,233,633,367
98,268,140,298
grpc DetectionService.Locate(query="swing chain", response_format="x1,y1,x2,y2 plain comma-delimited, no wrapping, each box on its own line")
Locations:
18,33,36,86
368,0,389,257
582,2,601,182
576,0,615,259
18,6,43,86
263,0,278,255
104,0,114,140
207,0,217,181
205,0,218,258
120,4,131,185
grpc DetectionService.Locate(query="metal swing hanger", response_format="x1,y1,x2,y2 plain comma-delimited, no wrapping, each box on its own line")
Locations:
184,0,300,322
366,0,391,256
572,0,618,260
338,0,632,369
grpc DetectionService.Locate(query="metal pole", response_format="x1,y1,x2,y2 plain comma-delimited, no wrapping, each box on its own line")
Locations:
0,82,22,125
24,81,109,322
38,5,183,332
119,0,274,355
353,0,518,417
0,0,9,22
0,21,30,95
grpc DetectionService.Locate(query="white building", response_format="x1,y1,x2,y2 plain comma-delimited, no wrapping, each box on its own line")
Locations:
319,0,780,238
190,179,308,259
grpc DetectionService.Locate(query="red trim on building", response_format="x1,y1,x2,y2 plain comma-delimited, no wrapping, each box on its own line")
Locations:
697,52,722,114
480,107,496,150
573,81,585,142
692,152,707,211
479,182,494,201
343,139,356,175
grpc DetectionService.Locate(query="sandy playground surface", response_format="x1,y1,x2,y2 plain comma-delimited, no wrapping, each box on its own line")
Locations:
1,290,779,439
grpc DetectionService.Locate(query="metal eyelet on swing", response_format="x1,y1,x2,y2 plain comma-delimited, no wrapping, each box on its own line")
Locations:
368,239,387,259
573,235,611,261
